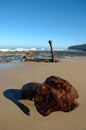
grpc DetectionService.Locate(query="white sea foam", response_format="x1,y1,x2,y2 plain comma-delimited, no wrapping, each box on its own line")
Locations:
15,48,28,51
0,47,67,52
53,48,67,51
0,48,37,52
29,48,37,51
0,49,10,52
40,48,46,51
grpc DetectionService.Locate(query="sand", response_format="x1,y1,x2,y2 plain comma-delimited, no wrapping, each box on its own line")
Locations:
0,58,86,130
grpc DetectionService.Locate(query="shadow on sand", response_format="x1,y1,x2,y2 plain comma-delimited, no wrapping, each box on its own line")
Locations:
3,89,30,116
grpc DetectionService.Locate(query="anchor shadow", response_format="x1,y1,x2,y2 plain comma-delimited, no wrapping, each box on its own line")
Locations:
3,89,30,116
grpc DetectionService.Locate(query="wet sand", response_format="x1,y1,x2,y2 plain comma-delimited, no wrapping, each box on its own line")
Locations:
0,58,86,130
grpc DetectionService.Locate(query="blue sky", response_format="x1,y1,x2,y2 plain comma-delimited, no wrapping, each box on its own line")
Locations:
0,0,86,49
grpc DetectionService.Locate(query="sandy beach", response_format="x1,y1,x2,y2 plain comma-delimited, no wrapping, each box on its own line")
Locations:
0,58,86,130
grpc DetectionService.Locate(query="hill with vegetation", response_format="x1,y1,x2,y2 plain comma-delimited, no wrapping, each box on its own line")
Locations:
68,44,86,51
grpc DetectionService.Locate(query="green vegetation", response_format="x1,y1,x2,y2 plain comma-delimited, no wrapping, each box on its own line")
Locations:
68,44,86,51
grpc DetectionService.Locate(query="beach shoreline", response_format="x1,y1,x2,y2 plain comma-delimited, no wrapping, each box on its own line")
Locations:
0,58,86,130
0,49,86,64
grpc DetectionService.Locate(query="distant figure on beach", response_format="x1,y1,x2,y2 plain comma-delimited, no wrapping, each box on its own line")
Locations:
21,75,79,116
21,50,34,62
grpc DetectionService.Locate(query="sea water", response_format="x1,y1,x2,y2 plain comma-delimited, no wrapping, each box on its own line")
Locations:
0,47,86,64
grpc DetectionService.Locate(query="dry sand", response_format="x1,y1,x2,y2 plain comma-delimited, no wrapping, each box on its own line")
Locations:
0,58,86,130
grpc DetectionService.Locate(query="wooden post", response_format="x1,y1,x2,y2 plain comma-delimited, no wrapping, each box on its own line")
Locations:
48,40,54,62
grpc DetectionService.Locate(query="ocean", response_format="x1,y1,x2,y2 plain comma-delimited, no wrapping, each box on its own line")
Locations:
0,47,86,64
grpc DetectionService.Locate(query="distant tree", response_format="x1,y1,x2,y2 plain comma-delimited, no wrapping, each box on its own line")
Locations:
48,40,54,62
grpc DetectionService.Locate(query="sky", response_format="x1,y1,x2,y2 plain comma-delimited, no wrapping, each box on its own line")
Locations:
0,0,86,49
